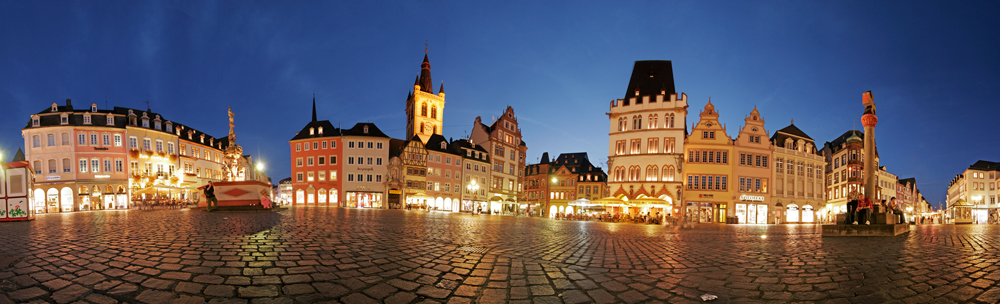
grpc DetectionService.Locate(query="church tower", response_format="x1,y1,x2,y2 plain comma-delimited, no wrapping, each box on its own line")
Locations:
405,52,445,143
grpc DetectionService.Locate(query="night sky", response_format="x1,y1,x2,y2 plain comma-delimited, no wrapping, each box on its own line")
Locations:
2,1,998,209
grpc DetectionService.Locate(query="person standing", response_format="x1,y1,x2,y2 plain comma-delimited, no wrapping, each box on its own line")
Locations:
203,181,218,211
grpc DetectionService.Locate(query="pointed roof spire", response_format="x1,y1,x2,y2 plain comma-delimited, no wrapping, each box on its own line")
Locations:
414,75,420,86
419,53,433,93
12,147,25,162
439,81,444,94
311,94,317,122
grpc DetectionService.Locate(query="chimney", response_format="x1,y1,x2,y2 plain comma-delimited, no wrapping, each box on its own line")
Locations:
65,99,73,109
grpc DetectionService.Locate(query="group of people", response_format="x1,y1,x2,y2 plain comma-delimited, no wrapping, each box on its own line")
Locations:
845,191,906,225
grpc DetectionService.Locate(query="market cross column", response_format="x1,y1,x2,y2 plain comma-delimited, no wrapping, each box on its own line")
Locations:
861,91,878,201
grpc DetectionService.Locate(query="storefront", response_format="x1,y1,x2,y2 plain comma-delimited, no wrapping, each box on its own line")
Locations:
685,202,716,223
735,195,767,224
952,200,974,224
347,191,382,208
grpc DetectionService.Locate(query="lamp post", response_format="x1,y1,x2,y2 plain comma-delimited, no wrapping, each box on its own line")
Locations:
467,179,479,214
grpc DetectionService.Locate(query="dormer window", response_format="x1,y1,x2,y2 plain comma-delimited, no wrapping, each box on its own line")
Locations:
155,121,161,130
60,114,68,125
310,128,314,135
106,115,114,125
31,116,39,127
51,103,58,112
166,122,172,133
83,114,91,125
142,118,149,128
91,103,97,112
363,126,369,133
440,142,446,149
200,134,205,143
318,127,323,135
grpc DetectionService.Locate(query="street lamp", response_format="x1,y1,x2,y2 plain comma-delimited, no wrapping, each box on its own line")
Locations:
467,180,480,213
256,162,264,171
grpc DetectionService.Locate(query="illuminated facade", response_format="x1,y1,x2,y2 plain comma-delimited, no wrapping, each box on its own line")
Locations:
405,54,445,143
606,61,686,216
525,152,607,218
288,98,341,206
451,139,490,213
682,100,734,223
821,130,867,213
732,107,772,224
424,135,462,212
23,99,128,213
341,123,390,208
470,106,527,211
771,122,826,224
947,160,999,224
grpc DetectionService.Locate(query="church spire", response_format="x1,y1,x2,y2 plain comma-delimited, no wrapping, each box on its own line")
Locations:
419,54,433,93
311,94,317,122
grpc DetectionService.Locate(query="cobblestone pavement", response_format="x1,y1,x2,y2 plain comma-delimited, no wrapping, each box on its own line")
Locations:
0,208,995,304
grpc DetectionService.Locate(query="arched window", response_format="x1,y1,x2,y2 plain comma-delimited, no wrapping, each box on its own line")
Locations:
432,124,437,134
420,123,425,133
662,165,674,181
637,116,642,130
648,114,656,129
646,165,658,181
668,113,675,128
421,102,428,116
318,189,327,203
431,105,437,119
619,118,626,131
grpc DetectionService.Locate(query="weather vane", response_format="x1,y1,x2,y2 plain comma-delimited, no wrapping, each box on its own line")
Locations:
425,40,428,53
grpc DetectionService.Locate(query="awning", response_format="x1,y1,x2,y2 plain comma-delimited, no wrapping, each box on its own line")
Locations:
133,185,186,195
590,196,625,205
568,198,592,206
406,193,434,200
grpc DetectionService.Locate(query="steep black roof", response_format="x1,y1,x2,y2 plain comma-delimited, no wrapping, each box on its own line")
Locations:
623,60,676,99
424,134,458,155
771,123,813,141
290,120,340,141
969,160,1000,171
388,138,407,158
12,148,25,162
448,139,490,163
341,123,389,138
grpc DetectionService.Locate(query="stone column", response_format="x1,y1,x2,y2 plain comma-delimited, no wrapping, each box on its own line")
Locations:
861,91,878,201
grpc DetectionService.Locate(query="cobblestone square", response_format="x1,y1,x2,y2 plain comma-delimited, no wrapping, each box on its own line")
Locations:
0,208,993,303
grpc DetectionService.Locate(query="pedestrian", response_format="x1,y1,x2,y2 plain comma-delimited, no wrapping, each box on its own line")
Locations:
203,181,218,211
846,191,859,225
856,193,873,225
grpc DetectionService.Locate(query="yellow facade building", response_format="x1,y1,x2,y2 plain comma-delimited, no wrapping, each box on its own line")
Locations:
682,100,734,223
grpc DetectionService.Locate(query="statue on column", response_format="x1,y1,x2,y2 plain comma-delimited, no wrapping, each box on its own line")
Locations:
223,107,244,182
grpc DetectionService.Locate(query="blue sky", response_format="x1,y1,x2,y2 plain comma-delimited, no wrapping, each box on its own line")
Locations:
2,1,998,208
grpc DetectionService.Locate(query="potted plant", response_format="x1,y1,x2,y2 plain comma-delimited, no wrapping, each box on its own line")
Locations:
129,149,140,158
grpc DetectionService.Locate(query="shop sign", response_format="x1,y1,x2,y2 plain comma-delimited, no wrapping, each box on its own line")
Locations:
740,194,764,202
45,176,60,180
94,147,109,151
95,175,111,178
356,186,371,191
699,194,713,198
358,167,374,171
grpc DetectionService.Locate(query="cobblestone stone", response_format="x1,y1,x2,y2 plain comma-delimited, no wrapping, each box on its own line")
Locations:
0,208,996,303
